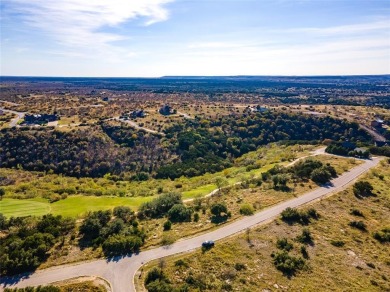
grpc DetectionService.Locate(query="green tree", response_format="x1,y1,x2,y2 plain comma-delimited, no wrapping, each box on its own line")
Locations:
167,204,192,222
0,188,5,200
310,167,332,184
210,203,228,217
113,206,134,223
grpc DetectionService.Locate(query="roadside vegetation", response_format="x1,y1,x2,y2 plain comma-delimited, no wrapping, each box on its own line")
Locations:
0,153,359,275
139,159,390,291
0,144,315,217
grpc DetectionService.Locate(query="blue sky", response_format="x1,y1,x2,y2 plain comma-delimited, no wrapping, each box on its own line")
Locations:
1,0,389,76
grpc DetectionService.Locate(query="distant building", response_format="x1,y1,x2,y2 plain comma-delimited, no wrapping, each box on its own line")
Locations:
371,119,384,128
24,113,59,124
159,104,174,115
251,105,268,113
0,109,3,115
130,110,146,119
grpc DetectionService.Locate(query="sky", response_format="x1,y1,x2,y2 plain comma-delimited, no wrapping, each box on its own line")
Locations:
1,0,389,77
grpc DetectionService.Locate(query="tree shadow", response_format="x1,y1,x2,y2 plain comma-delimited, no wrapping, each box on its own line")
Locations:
0,271,34,288
211,215,228,224
104,250,139,261
354,192,376,200
274,185,292,192
320,182,334,188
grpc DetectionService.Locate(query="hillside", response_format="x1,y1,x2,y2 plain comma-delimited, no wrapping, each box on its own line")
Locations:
139,159,390,291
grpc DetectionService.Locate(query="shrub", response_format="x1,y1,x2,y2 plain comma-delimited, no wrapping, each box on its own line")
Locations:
349,221,367,231
276,238,294,251
145,279,173,292
307,208,320,220
144,267,167,285
210,203,228,217
330,240,345,247
174,259,189,268
239,204,254,215
350,209,364,217
272,251,305,274
193,213,200,222
310,167,332,184
138,192,182,218
234,263,246,271
163,220,172,231
280,207,301,222
168,204,192,222
102,235,142,255
296,228,313,244
300,245,309,258
280,207,319,225
113,206,135,223
353,181,374,198
373,227,390,243
161,233,175,246
367,262,376,269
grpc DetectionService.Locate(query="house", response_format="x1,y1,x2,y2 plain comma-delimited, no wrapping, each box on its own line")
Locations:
24,113,59,124
371,119,384,128
375,141,390,147
130,110,146,119
159,104,174,115
252,105,268,113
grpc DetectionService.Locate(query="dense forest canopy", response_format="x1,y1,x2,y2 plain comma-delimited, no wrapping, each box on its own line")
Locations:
0,112,370,179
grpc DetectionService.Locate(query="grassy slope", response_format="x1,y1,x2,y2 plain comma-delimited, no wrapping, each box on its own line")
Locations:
0,196,152,218
0,198,51,217
0,144,315,218
140,159,390,292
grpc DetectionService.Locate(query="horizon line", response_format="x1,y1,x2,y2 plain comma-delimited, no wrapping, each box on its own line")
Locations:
1,74,389,79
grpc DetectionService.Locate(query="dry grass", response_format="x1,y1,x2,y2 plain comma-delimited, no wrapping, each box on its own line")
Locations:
140,159,390,292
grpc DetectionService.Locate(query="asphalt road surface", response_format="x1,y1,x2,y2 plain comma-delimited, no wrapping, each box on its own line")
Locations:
0,108,25,127
0,157,381,292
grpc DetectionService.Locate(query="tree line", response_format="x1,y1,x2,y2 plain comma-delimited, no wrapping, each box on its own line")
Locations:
0,112,371,180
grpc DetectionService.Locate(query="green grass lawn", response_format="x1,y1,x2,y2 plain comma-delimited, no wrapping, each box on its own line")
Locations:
0,198,51,217
182,184,216,199
0,195,155,218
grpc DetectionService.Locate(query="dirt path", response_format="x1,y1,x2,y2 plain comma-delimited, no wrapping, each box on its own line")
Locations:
114,117,165,136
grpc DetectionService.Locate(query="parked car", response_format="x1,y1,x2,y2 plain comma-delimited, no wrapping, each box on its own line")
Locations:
202,240,215,248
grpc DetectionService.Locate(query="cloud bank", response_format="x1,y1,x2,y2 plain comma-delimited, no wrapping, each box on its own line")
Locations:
4,0,173,54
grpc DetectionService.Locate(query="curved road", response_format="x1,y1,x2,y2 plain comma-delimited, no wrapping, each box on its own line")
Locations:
0,108,25,127
115,117,165,136
0,157,381,292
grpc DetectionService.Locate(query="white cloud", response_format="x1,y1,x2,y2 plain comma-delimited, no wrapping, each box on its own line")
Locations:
188,42,246,49
279,20,390,36
4,0,173,56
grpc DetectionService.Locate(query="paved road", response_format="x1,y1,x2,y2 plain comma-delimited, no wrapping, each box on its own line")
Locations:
359,124,386,142
0,157,381,292
0,108,25,127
